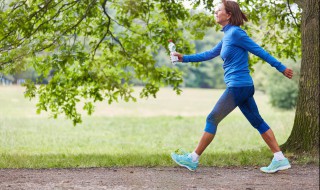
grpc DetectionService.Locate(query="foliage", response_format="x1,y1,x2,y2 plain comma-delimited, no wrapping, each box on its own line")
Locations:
268,74,299,109
150,28,226,89
251,59,300,109
0,0,211,124
267,61,300,109
0,0,302,125
180,29,226,89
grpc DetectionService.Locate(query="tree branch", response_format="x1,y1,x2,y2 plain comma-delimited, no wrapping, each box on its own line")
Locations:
92,31,109,59
61,0,97,37
108,16,145,36
1,1,97,67
7,0,27,16
101,0,128,56
0,0,66,45
286,0,300,28
28,1,79,38
3,0,57,43
28,0,55,19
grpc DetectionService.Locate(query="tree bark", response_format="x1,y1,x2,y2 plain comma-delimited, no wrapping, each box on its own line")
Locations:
282,0,319,155
293,0,304,8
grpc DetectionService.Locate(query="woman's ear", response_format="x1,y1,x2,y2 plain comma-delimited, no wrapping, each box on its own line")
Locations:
227,13,232,20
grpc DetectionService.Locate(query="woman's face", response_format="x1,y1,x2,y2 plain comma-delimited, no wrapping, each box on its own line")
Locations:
214,4,231,26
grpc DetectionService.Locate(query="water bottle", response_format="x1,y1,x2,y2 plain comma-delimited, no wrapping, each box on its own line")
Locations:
168,40,179,65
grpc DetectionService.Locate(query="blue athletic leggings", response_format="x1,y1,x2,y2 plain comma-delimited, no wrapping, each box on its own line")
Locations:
205,86,270,134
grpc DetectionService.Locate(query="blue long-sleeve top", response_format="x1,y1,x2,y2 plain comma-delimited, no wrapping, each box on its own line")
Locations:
182,24,287,87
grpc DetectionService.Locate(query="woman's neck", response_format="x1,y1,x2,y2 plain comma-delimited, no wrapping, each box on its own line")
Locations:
220,22,230,27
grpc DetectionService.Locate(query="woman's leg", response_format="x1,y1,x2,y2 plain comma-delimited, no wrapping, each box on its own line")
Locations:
239,94,291,173
171,88,239,171
195,88,237,155
238,96,281,152
261,129,281,153
194,132,215,155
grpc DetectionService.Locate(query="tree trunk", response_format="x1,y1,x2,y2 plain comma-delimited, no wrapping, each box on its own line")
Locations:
282,0,319,155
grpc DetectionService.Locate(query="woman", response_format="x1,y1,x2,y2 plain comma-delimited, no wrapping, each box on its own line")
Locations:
171,0,293,174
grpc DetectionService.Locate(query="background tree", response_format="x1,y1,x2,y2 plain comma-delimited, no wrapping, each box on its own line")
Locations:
0,0,318,154
281,0,319,155
0,0,208,124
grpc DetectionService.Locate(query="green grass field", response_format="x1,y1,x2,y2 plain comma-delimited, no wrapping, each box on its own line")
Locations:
0,86,301,168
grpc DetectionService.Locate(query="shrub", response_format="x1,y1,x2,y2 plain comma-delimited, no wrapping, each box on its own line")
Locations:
267,71,299,109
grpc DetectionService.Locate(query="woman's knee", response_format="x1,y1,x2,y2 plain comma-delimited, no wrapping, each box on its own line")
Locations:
206,113,219,125
205,114,219,134
204,121,217,134
254,121,270,134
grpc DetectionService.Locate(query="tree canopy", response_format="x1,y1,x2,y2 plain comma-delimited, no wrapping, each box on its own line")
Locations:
0,0,301,125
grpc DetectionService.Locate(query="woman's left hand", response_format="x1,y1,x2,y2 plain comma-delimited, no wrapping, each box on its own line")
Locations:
283,68,293,79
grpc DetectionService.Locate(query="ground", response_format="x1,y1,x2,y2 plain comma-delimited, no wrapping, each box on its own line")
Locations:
0,165,318,190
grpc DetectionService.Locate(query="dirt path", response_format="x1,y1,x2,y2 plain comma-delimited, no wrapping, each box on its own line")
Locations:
0,165,318,190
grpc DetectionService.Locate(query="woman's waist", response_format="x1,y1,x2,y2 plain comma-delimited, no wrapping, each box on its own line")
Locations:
224,74,253,87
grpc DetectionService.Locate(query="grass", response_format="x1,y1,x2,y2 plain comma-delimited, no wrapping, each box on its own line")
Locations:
0,86,311,169
0,150,273,169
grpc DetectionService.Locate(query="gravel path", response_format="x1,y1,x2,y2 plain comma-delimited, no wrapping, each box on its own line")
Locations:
0,165,318,190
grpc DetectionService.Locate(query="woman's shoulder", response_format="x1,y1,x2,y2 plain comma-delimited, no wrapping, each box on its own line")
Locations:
229,25,248,38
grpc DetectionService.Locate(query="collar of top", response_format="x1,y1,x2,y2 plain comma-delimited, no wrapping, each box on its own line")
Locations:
221,24,232,32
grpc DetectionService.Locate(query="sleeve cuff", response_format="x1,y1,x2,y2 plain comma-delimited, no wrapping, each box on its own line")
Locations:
182,55,189,63
277,64,286,73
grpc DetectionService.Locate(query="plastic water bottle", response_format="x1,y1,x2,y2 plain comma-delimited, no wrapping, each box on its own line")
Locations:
168,40,179,65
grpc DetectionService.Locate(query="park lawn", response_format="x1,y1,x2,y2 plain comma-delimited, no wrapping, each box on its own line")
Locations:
1,86,311,169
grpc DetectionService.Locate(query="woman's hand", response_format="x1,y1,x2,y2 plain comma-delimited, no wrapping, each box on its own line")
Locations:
283,68,293,79
172,52,183,62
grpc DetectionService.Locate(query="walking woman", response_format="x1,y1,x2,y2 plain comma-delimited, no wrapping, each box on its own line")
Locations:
171,0,293,173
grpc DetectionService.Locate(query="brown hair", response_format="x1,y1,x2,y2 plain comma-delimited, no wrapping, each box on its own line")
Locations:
222,0,248,26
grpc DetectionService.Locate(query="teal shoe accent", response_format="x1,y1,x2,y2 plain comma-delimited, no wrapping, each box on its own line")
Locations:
260,158,291,173
171,152,198,171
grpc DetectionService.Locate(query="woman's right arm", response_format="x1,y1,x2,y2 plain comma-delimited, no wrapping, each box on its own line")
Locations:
174,41,222,63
